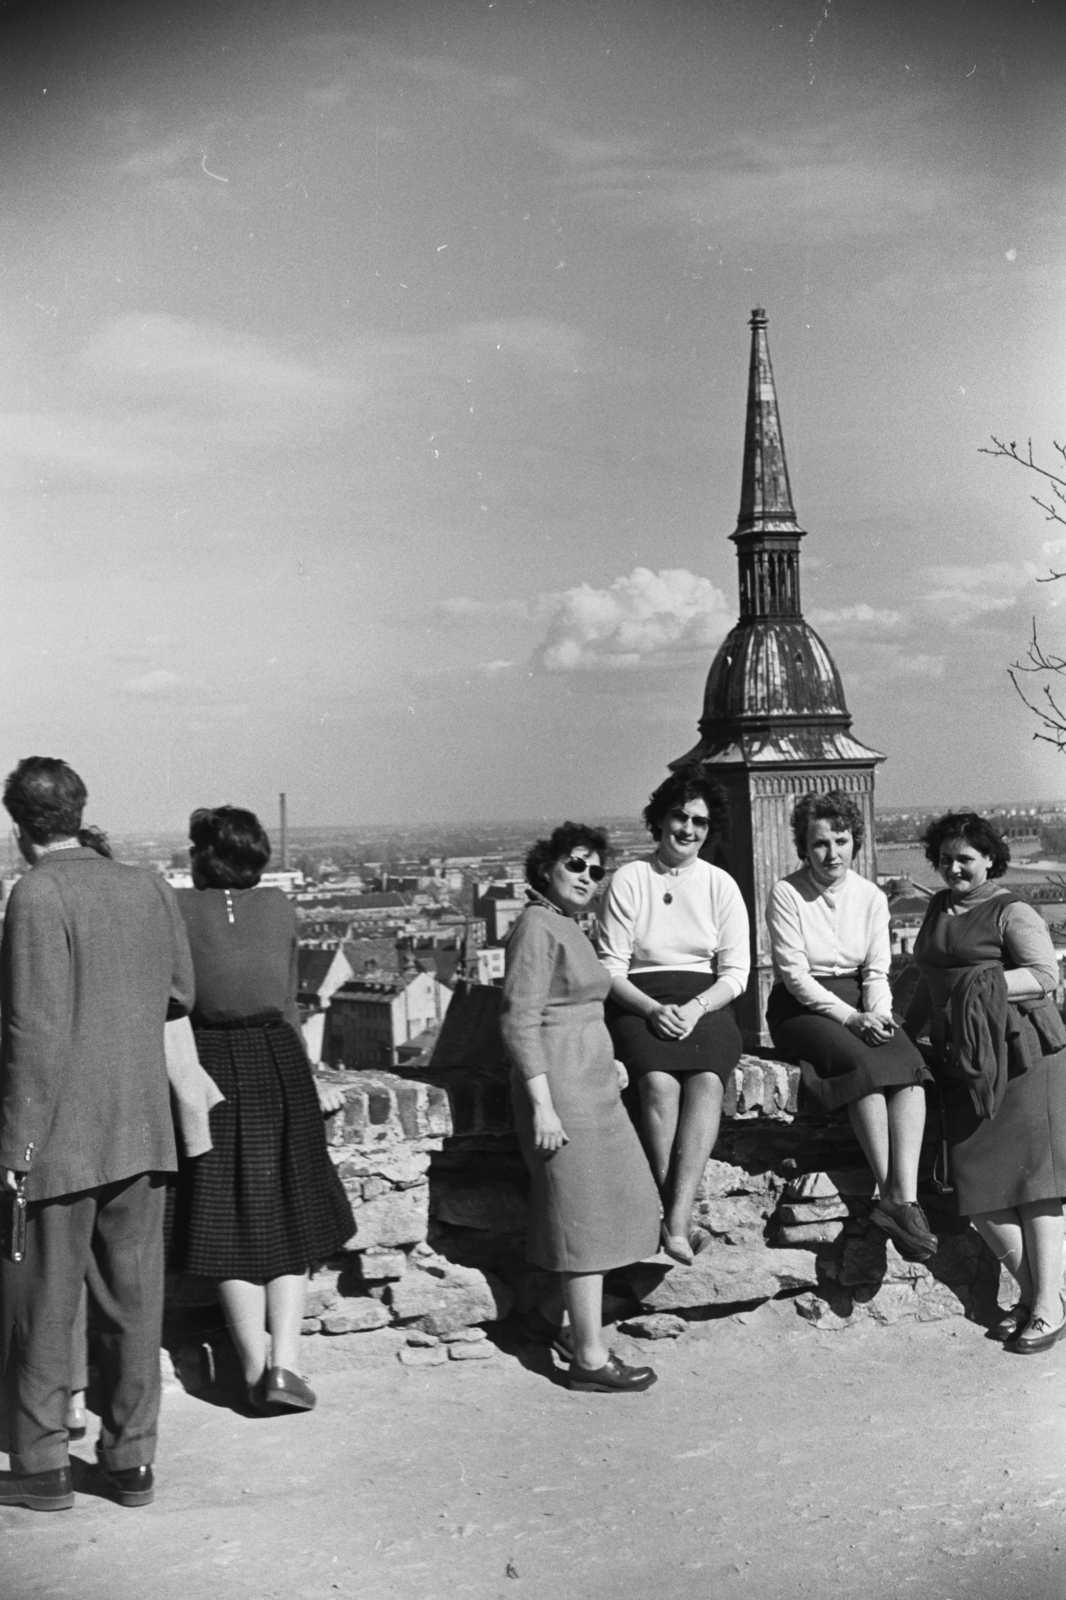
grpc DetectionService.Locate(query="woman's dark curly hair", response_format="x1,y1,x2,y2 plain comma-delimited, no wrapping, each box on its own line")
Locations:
524,821,609,891
791,790,866,860
3,756,87,843
189,805,271,889
920,811,1010,879
642,765,729,842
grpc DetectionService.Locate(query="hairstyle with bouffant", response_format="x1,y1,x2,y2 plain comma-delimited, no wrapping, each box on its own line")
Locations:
790,789,866,861
3,756,87,844
524,821,609,891
642,765,729,843
189,805,271,889
920,811,1010,880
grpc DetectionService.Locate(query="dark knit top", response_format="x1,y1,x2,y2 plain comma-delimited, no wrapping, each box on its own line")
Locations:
176,886,300,1030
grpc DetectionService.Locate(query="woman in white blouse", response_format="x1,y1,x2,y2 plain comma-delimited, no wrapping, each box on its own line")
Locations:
597,768,750,1264
765,790,935,1259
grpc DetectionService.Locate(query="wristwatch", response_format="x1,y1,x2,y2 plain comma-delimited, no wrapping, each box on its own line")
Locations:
695,991,713,1013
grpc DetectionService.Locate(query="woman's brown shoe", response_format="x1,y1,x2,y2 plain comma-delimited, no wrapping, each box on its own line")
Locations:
263,1367,317,1410
993,1303,1030,1341
1012,1298,1066,1355
568,1353,657,1393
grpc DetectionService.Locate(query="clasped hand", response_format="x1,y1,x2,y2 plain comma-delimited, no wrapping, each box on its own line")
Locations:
648,1000,701,1040
846,1011,896,1047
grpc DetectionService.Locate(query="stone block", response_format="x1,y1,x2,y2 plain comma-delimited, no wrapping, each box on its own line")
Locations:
633,1243,816,1313
448,1342,496,1360
305,1268,342,1317
398,1344,448,1367
439,1327,488,1343
783,1168,875,1202
793,1292,854,1331
694,1194,774,1242
361,1176,390,1201
619,1313,688,1340
321,1300,392,1334
774,1220,845,1248
356,1248,408,1282
345,1186,430,1250
434,1182,528,1233
301,1316,323,1334
776,1198,851,1227
699,1157,775,1199
387,1262,513,1334
406,1329,440,1346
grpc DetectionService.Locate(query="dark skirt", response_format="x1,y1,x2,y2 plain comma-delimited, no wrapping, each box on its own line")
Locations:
605,970,743,1084
766,976,932,1113
938,1043,1066,1215
169,1014,354,1283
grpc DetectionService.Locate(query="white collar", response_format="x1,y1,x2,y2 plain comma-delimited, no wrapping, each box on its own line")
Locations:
651,851,701,880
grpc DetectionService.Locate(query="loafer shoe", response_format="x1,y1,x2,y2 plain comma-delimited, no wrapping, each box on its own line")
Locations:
263,1367,316,1411
1012,1298,1066,1355
870,1200,936,1259
97,1463,154,1507
568,1353,657,1393
0,1466,74,1512
993,1303,1030,1341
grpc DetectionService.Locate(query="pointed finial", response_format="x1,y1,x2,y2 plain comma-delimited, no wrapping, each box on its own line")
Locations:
734,307,800,536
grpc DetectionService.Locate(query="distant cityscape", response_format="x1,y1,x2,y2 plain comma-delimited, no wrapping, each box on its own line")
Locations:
1,798,1061,1085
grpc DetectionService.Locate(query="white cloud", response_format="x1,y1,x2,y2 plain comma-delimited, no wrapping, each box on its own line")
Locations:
920,561,1040,627
432,595,533,624
808,603,903,634
124,669,180,696
83,315,328,399
534,567,732,672
476,659,514,674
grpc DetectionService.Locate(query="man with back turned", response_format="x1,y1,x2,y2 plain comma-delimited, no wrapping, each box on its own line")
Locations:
0,757,194,1511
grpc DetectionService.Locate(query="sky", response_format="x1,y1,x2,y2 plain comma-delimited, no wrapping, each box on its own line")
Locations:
1,0,1065,832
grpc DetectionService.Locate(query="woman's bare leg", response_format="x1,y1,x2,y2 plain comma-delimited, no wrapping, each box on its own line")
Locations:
847,1092,890,1196
1019,1200,1065,1324
217,1279,268,1386
884,1084,926,1204
665,1072,724,1240
265,1272,310,1373
637,1072,681,1192
972,1209,1032,1307
561,1271,608,1370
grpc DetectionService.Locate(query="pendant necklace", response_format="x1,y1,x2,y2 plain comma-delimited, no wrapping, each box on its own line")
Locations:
224,889,235,926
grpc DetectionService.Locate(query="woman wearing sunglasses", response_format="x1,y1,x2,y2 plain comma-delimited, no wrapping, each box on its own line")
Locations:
597,767,750,1263
501,822,661,1393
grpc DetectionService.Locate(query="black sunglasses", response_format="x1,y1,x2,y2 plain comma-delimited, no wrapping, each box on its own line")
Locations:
561,857,606,881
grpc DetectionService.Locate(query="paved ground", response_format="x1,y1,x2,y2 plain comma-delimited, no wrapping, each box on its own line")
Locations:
3,1301,1066,1600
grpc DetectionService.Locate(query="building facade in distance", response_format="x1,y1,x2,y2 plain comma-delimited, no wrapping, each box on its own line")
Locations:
673,309,884,1044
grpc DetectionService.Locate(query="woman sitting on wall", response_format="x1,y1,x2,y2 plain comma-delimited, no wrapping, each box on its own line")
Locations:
172,806,351,1412
766,790,935,1258
597,768,750,1264
501,822,661,1393
906,811,1066,1352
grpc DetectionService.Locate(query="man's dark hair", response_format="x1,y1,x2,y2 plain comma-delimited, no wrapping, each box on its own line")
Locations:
189,806,271,889
3,757,87,843
642,766,729,843
524,822,609,890
790,790,866,860
920,811,1011,880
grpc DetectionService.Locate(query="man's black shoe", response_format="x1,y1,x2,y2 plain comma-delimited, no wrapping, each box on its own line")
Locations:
0,1465,74,1512
97,1463,154,1507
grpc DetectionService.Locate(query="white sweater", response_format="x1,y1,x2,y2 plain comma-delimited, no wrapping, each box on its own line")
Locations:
766,867,893,1026
596,855,750,1001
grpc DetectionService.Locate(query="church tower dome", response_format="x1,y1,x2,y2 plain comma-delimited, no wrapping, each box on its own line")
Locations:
672,309,884,1044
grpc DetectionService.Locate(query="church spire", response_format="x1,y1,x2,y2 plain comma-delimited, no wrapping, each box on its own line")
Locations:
731,309,805,622
735,307,801,536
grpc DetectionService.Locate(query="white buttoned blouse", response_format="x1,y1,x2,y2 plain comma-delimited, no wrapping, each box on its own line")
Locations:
766,867,893,1027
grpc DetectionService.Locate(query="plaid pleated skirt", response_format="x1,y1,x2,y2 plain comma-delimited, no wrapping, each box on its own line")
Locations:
170,1014,354,1282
